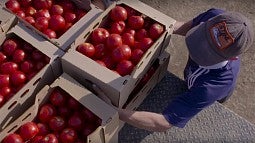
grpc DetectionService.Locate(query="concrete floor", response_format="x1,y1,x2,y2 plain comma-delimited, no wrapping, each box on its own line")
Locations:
139,0,255,125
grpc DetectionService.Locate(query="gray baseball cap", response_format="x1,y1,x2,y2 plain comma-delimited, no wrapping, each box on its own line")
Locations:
185,11,254,66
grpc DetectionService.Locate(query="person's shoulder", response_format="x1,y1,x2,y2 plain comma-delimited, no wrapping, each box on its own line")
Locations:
206,8,225,15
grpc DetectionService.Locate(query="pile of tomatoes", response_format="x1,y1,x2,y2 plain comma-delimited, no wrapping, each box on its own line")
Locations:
76,5,164,76
2,87,101,143
0,36,49,108
5,0,87,39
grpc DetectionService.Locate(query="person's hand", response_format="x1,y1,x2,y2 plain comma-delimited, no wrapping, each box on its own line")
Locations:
92,84,113,106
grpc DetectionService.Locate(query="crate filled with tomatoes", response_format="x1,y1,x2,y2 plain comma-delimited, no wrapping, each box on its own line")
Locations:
0,24,64,132
0,73,119,143
117,51,170,130
62,0,175,107
2,0,103,51
123,51,170,110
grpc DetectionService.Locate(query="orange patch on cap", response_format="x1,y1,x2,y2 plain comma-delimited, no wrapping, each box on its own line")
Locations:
209,22,234,50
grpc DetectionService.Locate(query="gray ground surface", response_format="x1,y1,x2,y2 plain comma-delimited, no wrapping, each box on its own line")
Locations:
140,0,255,126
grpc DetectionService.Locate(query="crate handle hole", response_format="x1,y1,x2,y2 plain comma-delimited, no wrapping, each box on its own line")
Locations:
93,22,100,30
20,89,29,98
145,51,152,59
33,77,41,86
154,42,159,49
8,101,17,110
7,125,18,133
137,61,143,69
22,113,31,121
83,31,91,39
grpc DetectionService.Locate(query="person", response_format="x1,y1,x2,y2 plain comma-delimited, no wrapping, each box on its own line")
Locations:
93,8,254,132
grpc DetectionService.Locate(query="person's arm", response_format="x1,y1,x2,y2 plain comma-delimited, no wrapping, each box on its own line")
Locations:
92,84,172,132
118,108,172,132
173,20,193,36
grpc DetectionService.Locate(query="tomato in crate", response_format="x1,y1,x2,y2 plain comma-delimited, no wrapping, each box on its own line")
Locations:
0,36,49,108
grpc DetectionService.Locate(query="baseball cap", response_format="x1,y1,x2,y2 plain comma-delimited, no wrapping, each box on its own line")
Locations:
185,11,254,66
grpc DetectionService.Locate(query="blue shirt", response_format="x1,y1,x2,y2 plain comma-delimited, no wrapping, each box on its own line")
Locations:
162,8,240,128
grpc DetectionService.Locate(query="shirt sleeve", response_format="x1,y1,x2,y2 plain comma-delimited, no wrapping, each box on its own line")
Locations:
192,8,225,27
162,85,215,128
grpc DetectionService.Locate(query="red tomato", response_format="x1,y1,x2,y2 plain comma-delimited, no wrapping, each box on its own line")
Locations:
0,86,12,97
10,71,26,87
35,61,46,71
116,60,134,76
2,133,23,143
49,116,66,132
25,16,35,25
68,113,84,131
81,108,96,122
5,0,20,13
34,9,50,19
2,39,18,56
76,43,95,58
35,61,45,71
19,122,39,141
60,128,78,143
43,29,57,39
33,0,52,10
16,10,26,18
128,16,144,30
58,106,71,118
38,104,56,123
135,29,148,41
22,42,34,53
94,44,107,59
106,34,122,50
20,0,32,8
0,74,10,88
123,5,139,17
20,60,34,73
35,17,49,31
49,15,65,31
0,95,5,107
12,49,26,63
91,28,110,44
110,21,125,34
26,71,37,81
67,97,81,110
1,62,18,74
50,4,64,15
31,135,43,143
40,134,58,143
59,1,75,12
102,56,116,70
139,38,153,52
112,45,131,62
131,48,144,65
64,12,77,23
25,6,37,17
37,123,49,136
50,88,67,106
32,50,44,61
110,6,127,22
149,23,164,40
124,28,135,36
0,52,7,63
75,8,86,20
122,33,135,47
